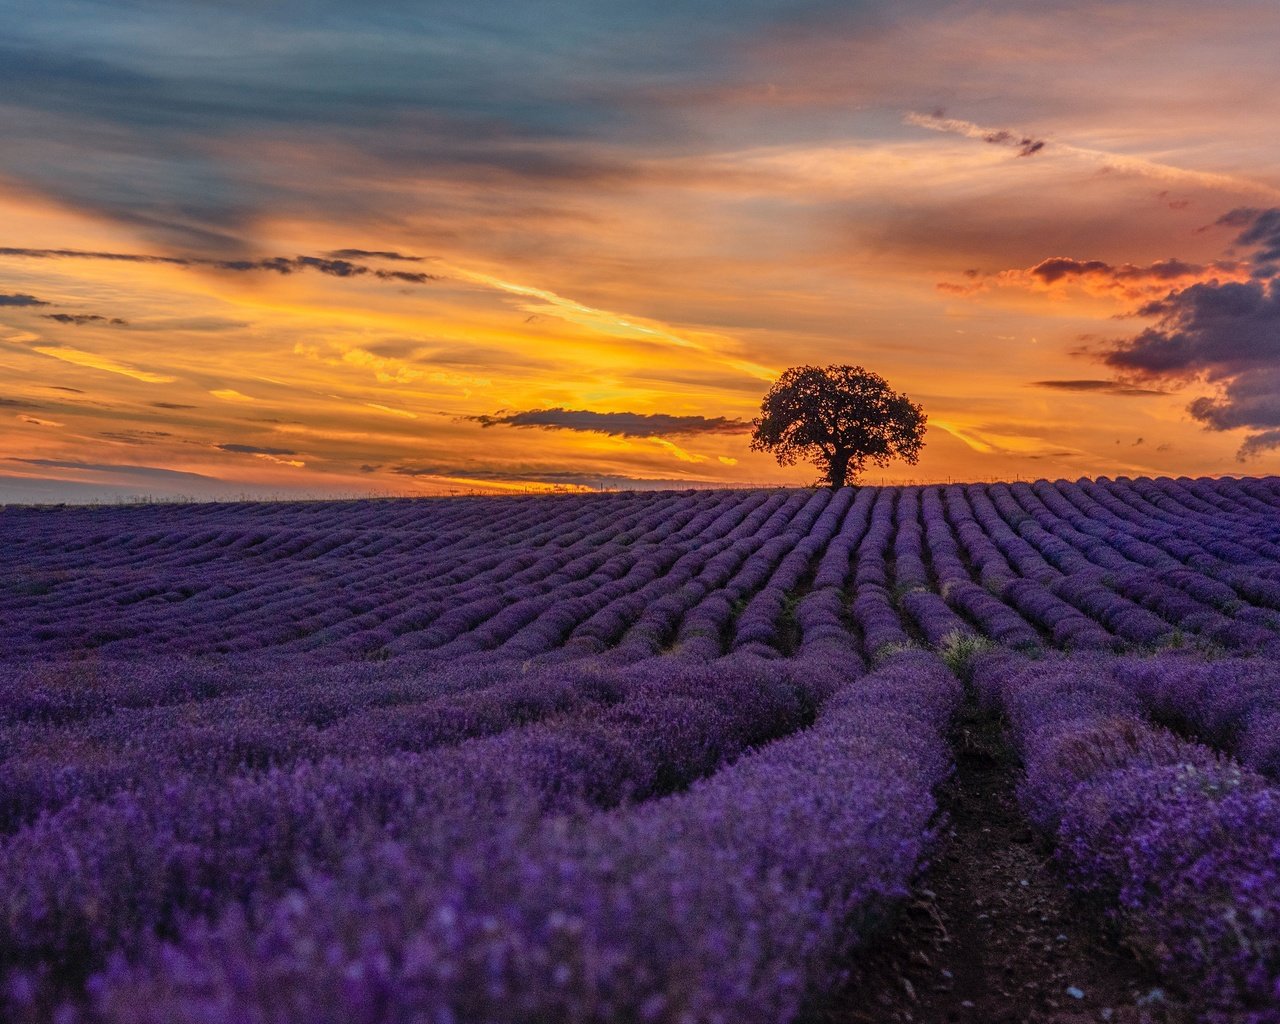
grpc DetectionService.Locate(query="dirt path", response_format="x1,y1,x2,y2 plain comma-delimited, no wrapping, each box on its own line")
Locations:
804,703,1192,1024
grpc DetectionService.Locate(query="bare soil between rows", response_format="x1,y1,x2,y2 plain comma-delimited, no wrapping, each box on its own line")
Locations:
804,704,1194,1024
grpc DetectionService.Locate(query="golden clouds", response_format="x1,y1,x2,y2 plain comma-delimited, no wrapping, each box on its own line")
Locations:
32,346,176,383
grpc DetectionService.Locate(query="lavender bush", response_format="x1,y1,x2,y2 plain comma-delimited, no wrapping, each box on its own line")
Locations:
974,652,1280,1020
5,476,1280,1021
82,652,960,1024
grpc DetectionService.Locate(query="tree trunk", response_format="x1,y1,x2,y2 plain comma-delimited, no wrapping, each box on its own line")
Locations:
827,450,851,489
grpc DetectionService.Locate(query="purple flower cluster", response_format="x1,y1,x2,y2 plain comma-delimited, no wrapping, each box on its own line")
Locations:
889,488,977,648
2,491,731,662
793,487,875,660
7,477,1280,673
941,579,1041,650
973,652,1280,1020
1011,480,1280,650
672,491,822,660
942,485,1017,592
1002,577,1117,650
847,489,912,658
0,657,604,828
553,490,781,658
1111,654,1280,779
0,654,827,978
732,489,851,656
79,652,959,1024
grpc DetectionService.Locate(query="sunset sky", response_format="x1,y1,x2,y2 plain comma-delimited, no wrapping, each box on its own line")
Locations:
3,0,1280,501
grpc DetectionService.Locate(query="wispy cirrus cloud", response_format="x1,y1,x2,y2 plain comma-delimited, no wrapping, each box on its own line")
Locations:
467,407,750,437
9,458,217,483
0,248,440,284
1029,379,1166,396
0,3,863,232
906,111,1280,200
906,111,1046,157
389,463,723,489
29,345,175,383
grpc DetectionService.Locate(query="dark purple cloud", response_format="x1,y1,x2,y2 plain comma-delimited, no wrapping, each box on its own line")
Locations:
1100,207,1280,457
468,407,749,437
1185,368,1280,431
1239,428,1280,459
391,464,721,489
98,429,172,445
1218,208,1280,265
1103,279,1280,380
0,293,48,307
1030,256,1235,286
326,249,424,262
1029,379,1165,396
0,248,440,283
981,129,1046,157
216,443,298,457
940,255,1245,298
376,270,439,284
1030,258,1110,283
42,313,129,326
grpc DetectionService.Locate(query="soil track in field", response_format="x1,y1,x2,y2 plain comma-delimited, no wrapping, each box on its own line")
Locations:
805,702,1193,1024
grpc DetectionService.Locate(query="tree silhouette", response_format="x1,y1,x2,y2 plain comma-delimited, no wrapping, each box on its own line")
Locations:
751,365,926,488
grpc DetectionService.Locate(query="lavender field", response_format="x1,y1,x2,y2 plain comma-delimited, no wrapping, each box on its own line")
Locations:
3,476,1280,1023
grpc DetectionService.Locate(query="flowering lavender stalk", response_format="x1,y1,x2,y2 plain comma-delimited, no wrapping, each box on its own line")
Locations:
84,652,960,1024
973,652,1280,1019
0,653,826,1007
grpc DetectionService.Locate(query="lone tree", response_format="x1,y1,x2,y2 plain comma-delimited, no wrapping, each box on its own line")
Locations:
751,365,926,489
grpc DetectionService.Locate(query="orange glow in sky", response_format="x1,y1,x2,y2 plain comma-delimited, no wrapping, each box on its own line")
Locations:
3,1,1280,500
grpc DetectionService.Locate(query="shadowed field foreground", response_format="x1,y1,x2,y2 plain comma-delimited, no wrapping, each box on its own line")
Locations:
2,476,1279,1022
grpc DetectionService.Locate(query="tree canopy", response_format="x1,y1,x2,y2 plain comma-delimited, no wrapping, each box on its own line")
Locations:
750,365,926,488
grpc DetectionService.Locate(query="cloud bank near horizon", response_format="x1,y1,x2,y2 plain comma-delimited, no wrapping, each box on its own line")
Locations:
468,408,751,438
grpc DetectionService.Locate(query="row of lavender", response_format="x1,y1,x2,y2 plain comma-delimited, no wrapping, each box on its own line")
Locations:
5,477,1280,667
76,652,956,1024
3,646,1274,1023
1,647,964,1022
6,474,1279,842
3,475,1279,852
973,651,1280,1021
